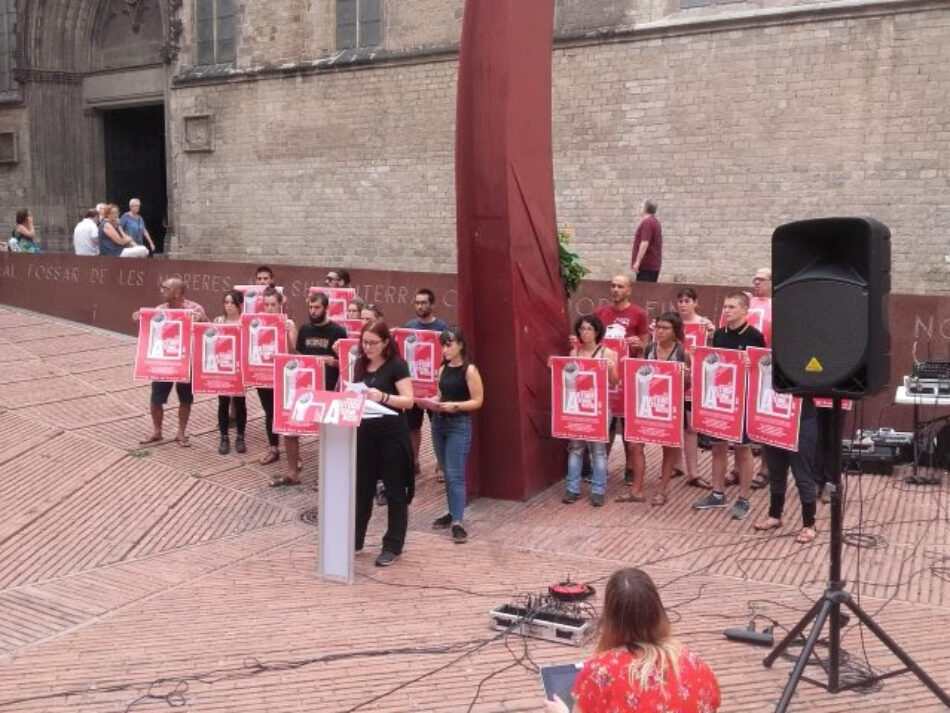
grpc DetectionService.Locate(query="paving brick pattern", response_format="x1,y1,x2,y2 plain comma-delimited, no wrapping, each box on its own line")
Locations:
0,305,949,711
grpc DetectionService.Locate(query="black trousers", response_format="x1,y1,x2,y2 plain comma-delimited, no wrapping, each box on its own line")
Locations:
762,408,819,527
355,424,414,555
217,396,247,436
256,388,279,447
635,269,660,282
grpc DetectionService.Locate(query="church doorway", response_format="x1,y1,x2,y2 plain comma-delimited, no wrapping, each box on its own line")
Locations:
103,104,168,253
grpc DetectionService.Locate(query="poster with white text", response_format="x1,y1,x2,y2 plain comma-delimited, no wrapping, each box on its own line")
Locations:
273,353,326,435
623,358,684,447
691,346,747,442
134,308,193,382
745,347,801,450
393,328,442,399
550,357,609,442
191,322,244,396
240,312,287,388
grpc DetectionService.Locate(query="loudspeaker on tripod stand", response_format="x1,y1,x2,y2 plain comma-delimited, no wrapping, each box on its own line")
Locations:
771,217,891,397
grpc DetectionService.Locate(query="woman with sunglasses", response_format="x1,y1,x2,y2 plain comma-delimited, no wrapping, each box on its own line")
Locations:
353,320,415,567
429,327,484,543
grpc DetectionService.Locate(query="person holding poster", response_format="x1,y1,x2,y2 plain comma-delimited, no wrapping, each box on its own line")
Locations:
255,288,296,466
621,312,687,507
692,292,765,521
675,288,716,489
255,265,275,287
404,288,450,479
560,315,619,507
595,274,649,491
429,327,484,543
753,399,820,543
353,321,415,567
346,297,366,320
213,289,247,455
135,278,208,447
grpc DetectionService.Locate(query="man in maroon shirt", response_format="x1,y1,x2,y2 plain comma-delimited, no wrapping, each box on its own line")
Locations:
630,199,662,282
595,274,650,496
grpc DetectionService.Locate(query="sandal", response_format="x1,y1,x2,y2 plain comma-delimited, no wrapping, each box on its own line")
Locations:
686,476,713,489
176,435,191,448
269,476,302,487
138,433,163,445
651,493,668,506
750,473,768,490
753,516,783,531
260,450,279,465
615,492,646,503
795,526,817,544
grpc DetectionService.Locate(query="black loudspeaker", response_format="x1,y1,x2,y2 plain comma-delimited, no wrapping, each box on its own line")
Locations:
772,217,890,397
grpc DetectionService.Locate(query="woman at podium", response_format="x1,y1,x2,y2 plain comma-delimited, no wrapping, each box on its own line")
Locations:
353,320,415,567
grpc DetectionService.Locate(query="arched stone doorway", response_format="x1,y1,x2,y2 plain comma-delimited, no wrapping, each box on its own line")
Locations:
12,0,182,251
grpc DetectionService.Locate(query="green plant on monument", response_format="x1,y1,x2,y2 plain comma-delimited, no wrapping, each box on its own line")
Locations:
558,226,589,297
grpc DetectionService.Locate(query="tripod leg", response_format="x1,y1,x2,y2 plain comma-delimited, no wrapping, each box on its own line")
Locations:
764,597,823,667
843,599,950,707
774,598,834,713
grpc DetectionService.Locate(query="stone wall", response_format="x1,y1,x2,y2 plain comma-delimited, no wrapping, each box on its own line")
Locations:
167,1,950,294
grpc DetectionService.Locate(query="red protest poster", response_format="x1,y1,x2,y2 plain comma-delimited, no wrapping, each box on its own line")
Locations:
745,347,801,450
550,357,609,442
272,353,326,435
623,358,684,448
134,308,193,382
748,297,772,346
308,287,356,320
287,390,367,428
340,319,363,338
234,285,284,314
191,322,244,396
692,346,747,442
392,328,442,399
602,336,626,416
683,322,708,351
240,313,287,388
334,337,362,391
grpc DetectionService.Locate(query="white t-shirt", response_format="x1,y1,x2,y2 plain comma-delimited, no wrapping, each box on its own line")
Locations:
73,218,99,256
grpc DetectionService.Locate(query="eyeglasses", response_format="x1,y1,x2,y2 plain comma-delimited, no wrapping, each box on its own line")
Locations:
362,339,383,348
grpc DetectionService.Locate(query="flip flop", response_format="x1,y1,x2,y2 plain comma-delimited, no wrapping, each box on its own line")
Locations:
615,492,646,503
138,434,163,445
795,526,817,544
260,451,279,465
269,476,302,487
177,435,191,448
686,476,713,489
753,517,782,531
651,493,668,506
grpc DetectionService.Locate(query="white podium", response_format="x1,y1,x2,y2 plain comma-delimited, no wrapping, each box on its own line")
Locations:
313,391,394,583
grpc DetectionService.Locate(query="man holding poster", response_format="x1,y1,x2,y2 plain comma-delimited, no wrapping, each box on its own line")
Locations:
135,278,208,447
692,292,765,520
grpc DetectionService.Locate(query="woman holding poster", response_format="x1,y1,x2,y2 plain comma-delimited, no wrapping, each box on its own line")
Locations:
429,327,484,544
675,288,716,489
214,290,247,455
627,312,688,507
256,288,296,466
561,315,619,508
353,321,415,567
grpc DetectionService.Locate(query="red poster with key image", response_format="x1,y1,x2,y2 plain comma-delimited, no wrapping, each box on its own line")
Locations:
602,336,626,416
623,359,684,447
692,346,747,442
550,357,609,442
280,390,367,428
134,308,193,382
340,319,363,339
240,312,287,388
307,287,356,321
234,285,284,314
273,353,326,435
745,347,801,450
191,322,244,396
392,328,442,399
334,337,362,392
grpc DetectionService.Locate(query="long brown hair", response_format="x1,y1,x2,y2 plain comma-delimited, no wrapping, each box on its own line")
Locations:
597,568,682,689
354,320,398,380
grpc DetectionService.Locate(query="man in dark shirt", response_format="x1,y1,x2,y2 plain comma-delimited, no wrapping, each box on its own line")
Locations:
630,199,662,282
693,291,766,520
278,292,347,486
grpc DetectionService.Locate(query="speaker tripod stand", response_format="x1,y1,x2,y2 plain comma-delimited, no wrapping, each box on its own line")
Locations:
762,399,950,711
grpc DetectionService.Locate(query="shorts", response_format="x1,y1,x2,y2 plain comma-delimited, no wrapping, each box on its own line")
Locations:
151,381,194,406
708,430,753,448
407,404,433,431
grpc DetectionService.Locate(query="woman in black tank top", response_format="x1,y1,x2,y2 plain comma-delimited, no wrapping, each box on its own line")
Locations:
430,326,484,543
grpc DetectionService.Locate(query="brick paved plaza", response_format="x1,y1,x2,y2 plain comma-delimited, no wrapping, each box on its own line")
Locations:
1,305,949,712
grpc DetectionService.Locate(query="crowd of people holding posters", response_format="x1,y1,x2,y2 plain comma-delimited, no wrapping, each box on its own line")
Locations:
131,261,823,567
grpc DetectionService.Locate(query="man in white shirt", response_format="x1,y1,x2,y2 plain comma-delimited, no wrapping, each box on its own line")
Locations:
73,209,100,256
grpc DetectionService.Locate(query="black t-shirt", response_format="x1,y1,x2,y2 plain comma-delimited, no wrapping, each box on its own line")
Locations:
296,320,348,390
712,322,766,351
357,356,411,434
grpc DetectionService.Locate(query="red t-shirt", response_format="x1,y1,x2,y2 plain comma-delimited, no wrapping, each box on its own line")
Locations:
595,303,649,356
574,646,721,713
632,214,663,272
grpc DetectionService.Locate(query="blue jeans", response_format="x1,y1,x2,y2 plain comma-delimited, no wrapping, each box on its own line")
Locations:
431,413,472,523
567,440,607,495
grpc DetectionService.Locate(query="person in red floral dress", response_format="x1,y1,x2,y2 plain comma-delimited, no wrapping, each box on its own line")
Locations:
544,568,720,712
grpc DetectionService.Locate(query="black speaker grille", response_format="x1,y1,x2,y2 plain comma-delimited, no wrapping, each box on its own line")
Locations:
773,280,868,389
